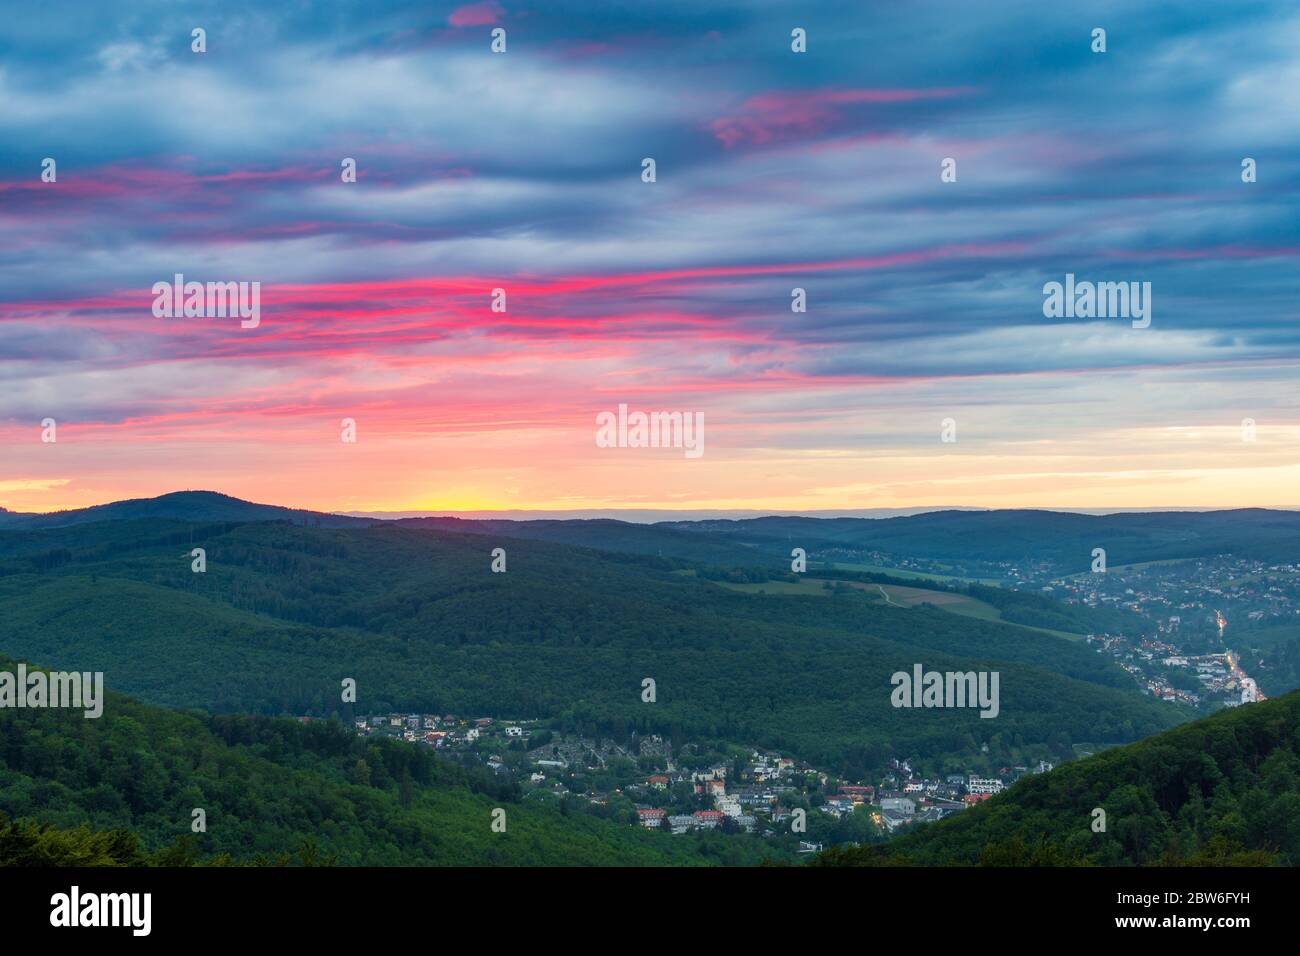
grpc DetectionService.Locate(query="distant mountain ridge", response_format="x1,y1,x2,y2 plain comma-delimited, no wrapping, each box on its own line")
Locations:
0,490,374,530
399,506,1300,573
4,491,1300,573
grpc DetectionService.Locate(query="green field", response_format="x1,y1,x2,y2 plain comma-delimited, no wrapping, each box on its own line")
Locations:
875,584,1081,640
717,578,1084,641
1062,557,1194,579
830,562,1004,586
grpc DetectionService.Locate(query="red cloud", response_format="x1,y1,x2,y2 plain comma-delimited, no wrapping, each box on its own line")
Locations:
710,86,974,148
448,2,503,27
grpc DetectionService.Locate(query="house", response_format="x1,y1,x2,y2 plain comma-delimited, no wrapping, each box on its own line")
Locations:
692,810,724,829
822,796,853,814
838,785,875,803
967,777,1004,795
667,814,695,834
647,775,670,789
880,797,915,815
880,810,912,833
636,808,667,829
505,725,524,737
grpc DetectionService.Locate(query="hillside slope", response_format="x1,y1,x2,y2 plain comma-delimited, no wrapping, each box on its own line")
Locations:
0,491,373,530
812,689,1300,866
0,518,1185,776
0,655,773,866
11,493,1300,574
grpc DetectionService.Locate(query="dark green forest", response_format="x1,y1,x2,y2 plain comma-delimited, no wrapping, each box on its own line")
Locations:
2,496,1296,868
0,517,1185,777
812,688,1300,867
0,656,776,866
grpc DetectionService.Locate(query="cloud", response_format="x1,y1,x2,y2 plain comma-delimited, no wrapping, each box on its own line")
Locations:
448,2,504,28
0,0,1297,510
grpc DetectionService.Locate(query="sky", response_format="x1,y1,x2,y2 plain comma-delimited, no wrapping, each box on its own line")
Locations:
1,0,1298,515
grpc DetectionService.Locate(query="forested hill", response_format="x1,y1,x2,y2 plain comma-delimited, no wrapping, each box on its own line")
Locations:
812,689,1300,867
0,517,1184,777
0,655,776,866
0,490,373,530
408,508,1300,573
7,492,1300,575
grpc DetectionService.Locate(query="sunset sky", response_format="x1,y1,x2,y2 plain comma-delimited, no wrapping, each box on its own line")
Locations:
2,1,1298,515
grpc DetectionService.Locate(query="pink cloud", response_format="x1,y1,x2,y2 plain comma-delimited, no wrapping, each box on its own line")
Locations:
710,86,975,148
448,2,503,27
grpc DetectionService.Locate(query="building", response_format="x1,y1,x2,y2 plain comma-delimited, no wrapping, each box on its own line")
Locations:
692,810,724,829
636,808,667,829
880,810,912,833
967,777,1004,795
838,785,875,804
880,797,915,815
695,778,726,797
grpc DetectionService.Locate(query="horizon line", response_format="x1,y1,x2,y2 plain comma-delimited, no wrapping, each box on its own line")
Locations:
6,490,1300,522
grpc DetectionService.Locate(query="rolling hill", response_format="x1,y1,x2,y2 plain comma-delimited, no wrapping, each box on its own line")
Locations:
9,492,1300,575
404,507,1300,575
0,491,373,531
812,688,1300,866
0,513,1184,777
0,654,774,866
